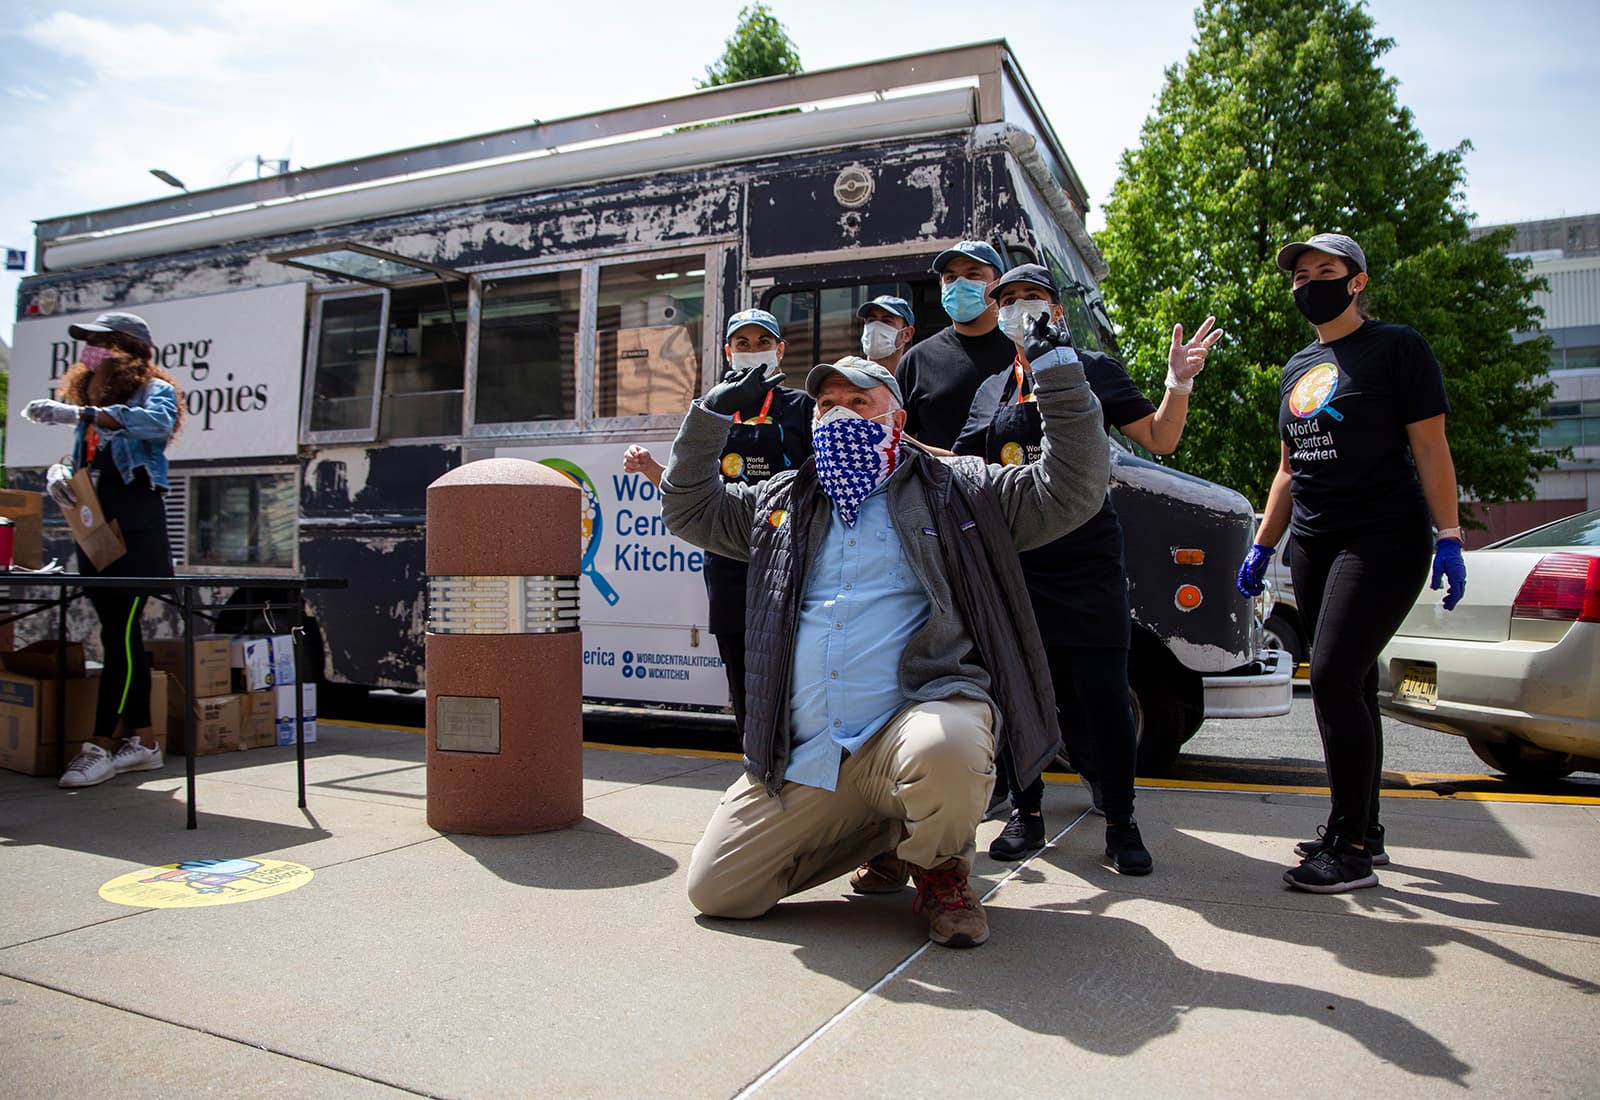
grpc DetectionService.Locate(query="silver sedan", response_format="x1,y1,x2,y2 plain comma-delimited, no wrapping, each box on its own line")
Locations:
1378,509,1600,781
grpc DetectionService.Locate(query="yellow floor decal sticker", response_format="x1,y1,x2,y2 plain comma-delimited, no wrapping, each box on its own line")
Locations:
99,858,313,908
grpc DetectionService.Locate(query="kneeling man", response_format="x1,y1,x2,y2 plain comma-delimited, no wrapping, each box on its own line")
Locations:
660,323,1108,948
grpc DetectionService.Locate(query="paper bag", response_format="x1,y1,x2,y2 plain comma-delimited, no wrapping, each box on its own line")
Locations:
60,469,127,571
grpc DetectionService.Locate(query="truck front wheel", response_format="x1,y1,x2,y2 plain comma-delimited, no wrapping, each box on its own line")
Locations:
1129,656,1187,777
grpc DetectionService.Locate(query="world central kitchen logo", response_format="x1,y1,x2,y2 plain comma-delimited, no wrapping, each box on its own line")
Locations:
540,459,709,603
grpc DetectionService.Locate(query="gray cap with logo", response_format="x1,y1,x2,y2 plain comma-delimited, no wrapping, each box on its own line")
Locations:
68,311,154,348
1276,232,1368,274
805,355,904,406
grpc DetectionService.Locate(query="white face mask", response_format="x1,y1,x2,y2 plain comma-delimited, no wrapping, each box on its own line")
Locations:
997,299,1053,345
860,321,903,362
729,349,780,376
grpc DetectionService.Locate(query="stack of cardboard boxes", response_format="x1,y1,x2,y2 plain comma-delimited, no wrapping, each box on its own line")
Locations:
0,633,319,776
149,634,318,756
0,641,171,776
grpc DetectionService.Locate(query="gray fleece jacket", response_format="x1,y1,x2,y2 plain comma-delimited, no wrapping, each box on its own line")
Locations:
660,354,1111,787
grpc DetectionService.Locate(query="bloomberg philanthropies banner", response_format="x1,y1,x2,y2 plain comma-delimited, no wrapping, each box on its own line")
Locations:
6,282,307,467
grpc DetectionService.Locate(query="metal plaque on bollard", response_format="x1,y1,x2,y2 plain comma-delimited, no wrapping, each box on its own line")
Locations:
435,696,501,753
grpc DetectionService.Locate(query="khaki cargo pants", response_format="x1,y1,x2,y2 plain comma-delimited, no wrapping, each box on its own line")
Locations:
686,698,996,919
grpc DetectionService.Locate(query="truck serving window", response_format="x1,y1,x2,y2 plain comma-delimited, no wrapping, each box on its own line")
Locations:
594,256,704,419
476,270,582,424
380,284,466,440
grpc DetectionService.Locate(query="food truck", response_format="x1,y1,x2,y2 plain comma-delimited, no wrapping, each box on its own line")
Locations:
8,42,1289,772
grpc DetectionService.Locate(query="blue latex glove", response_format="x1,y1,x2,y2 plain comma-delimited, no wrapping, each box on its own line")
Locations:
1431,538,1466,611
1236,543,1274,597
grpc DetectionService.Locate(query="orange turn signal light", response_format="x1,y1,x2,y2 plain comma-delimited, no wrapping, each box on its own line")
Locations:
1175,584,1203,610
1173,548,1206,565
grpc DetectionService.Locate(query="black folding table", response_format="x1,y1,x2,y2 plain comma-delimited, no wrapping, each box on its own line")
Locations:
0,573,345,829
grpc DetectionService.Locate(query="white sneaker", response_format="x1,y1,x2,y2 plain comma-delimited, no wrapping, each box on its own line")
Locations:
111,736,165,774
59,742,116,788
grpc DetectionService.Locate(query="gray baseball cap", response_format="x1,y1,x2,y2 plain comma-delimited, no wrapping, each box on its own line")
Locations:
855,295,915,325
68,311,154,348
1276,232,1368,273
805,355,904,406
725,308,782,341
931,240,1005,277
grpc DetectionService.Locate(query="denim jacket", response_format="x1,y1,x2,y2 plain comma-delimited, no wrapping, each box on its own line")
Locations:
71,378,178,492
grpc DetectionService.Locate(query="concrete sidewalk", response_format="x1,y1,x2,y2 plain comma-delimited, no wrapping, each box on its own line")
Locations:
2,722,1597,1098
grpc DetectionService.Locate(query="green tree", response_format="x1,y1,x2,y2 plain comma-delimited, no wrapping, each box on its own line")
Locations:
697,3,802,88
1096,0,1555,514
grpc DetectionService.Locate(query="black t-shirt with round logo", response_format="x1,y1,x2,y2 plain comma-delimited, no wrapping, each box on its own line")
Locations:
702,385,814,634
1279,321,1449,539
954,349,1156,648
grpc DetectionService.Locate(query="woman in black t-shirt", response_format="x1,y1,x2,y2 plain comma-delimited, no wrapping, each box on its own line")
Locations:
1237,233,1466,895
954,264,1222,876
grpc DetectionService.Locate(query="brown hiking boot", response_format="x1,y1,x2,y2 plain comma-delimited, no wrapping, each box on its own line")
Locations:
849,852,910,894
911,859,989,948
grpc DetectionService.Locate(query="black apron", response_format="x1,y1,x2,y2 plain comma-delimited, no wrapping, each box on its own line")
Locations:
702,392,804,635
984,361,1131,650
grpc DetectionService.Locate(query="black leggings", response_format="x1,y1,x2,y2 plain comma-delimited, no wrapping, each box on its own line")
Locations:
88,591,153,742
715,631,747,734
1003,645,1138,823
1291,520,1432,841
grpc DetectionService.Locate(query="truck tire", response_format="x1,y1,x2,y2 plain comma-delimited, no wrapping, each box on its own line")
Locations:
1262,613,1305,666
1130,657,1187,777
1468,738,1575,782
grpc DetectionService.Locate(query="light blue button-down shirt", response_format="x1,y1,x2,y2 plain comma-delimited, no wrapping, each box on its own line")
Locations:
785,478,932,791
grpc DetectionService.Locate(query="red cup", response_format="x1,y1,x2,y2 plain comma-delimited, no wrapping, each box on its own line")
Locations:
0,517,14,570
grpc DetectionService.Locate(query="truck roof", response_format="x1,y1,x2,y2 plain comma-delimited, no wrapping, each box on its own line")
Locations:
33,41,1092,274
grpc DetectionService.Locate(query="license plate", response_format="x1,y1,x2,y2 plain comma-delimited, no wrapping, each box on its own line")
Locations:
1393,662,1438,708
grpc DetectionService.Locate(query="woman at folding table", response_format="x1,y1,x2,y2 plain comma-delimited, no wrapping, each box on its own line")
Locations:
22,311,184,789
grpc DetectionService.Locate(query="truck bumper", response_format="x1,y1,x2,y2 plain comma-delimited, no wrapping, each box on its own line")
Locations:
1202,649,1294,718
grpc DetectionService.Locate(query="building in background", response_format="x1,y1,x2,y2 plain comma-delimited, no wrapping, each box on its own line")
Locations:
1469,214,1600,544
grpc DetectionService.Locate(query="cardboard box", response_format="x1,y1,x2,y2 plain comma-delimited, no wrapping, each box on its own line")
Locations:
242,690,277,749
190,694,243,755
231,636,276,692
0,489,44,569
275,682,318,745
0,669,168,776
60,468,126,571
0,640,87,679
269,634,297,686
147,636,233,699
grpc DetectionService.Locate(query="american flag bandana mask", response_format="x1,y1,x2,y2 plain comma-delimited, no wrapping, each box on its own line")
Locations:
811,406,902,525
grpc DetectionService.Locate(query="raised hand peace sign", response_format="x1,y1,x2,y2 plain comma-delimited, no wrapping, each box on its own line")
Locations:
1167,315,1225,391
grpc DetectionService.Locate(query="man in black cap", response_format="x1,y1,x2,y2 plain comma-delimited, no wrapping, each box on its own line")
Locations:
895,240,1014,450
856,294,916,374
660,345,1110,949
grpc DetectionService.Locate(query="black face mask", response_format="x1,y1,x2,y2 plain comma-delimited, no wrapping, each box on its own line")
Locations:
1293,276,1358,325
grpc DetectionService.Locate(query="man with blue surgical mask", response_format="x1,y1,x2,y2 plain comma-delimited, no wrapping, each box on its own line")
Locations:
895,240,1013,450
856,295,915,373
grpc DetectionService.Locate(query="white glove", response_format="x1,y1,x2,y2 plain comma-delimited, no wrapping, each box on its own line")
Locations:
46,463,77,507
23,399,83,426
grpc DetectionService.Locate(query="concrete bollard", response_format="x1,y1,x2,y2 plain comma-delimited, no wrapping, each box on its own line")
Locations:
425,458,582,834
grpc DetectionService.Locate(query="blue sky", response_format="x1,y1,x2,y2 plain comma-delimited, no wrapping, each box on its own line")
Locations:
3,0,1596,344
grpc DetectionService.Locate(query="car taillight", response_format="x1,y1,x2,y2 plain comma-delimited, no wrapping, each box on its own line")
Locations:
1511,554,1600,623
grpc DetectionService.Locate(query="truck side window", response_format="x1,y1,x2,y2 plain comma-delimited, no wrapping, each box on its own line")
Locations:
594,256,705,418
476,270,581,423
380,283,466,439
310,293,384,433
766,280,921,390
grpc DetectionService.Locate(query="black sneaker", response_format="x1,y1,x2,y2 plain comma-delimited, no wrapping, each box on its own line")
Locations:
1283,838,1379,893
1295,823,1389,866
988,810,1045,861
1104,820,1153,875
